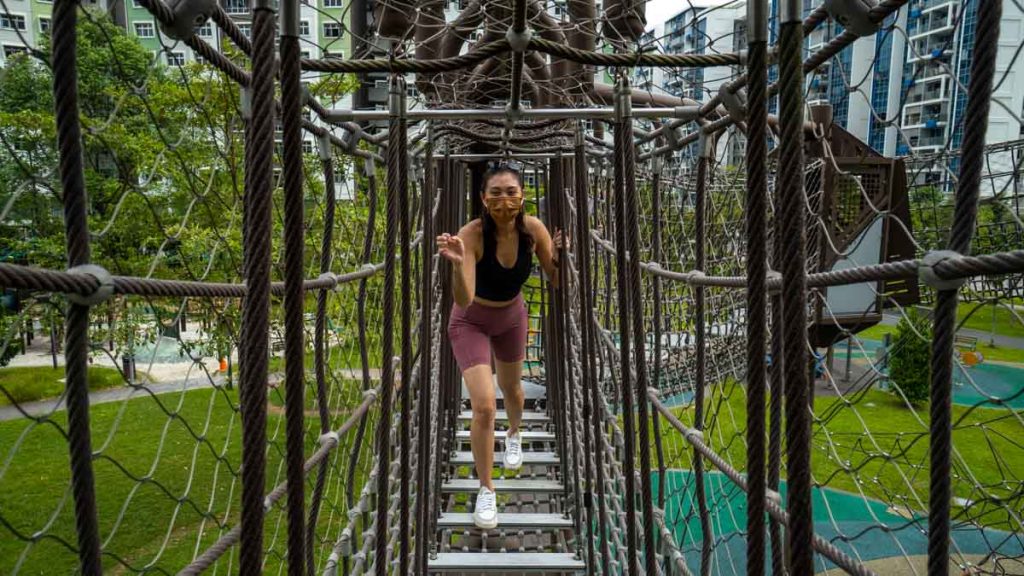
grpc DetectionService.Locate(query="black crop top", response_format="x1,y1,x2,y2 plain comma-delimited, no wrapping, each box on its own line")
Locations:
475,230,533,302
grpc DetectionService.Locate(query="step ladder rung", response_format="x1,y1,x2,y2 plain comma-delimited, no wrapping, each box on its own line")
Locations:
450,451,560,466
458,410,549,423
428,552,584,572
455,430,556,442
436,512,573,530
441,478,564,494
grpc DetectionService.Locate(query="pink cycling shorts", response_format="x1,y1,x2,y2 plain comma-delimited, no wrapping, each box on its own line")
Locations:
447,293,528,372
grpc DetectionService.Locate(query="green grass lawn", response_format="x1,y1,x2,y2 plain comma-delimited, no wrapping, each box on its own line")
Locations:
956,302,1024,339
0,366,127,406
653,380,1023,530
0,383,377,574
851,324,1024,364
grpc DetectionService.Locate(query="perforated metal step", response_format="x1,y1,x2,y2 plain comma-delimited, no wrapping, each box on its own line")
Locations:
450,451,560,466
428,552,585,572
441,478,564,494
436,512,573,530
457,410,550,423
455,430,556,442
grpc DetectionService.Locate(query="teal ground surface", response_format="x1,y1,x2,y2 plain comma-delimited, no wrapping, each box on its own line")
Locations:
650,470,1024,574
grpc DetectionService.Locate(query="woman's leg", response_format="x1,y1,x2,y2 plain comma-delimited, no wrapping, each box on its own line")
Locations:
494,360,524,435
492,295,528,438
464,364,497,490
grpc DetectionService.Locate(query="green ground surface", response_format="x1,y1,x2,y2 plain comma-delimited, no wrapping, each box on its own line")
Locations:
851,325,1024,364
0,366,127,406
654,380,1023,530
0,385,375,574
956,302,1024,339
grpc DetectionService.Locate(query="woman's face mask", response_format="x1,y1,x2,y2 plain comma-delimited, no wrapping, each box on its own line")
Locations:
485,196,523,224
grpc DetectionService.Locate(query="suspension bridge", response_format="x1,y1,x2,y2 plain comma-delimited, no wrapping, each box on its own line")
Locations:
1,0,1023,574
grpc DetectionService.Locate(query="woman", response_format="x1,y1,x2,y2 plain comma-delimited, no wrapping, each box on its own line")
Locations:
436,164,562,530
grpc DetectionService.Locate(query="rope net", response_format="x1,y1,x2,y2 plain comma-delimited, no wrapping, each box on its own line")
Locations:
0,0,1022,574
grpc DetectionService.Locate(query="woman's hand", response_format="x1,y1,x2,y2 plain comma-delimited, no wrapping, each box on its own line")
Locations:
553,229,568,251
437,233,465,265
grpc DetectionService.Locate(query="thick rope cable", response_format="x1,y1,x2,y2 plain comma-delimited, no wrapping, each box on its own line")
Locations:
693,137,713,576
397,76,413,576
777,7,813,573
621,80,659,576
52,1,102,572
237,5,276,572
928,0,1002,574
612,76,640,576
307,152,336,576
414,135,434,575
744,9,770,575
373,73,402,576
279,14,307,575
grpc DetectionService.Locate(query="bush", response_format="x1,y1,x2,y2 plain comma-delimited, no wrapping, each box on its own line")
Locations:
888,308,932,405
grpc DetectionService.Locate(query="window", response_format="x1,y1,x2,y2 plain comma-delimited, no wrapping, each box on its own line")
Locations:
166,51,185,66
323,0,342,7
3,45,27,58
198,22,214,37
300,50,311,59
334,174,354,201
322,22,342,38
237,24,251,38
299,20,309,35
134,21,155,37
225,0,247,13
0,13,27,30
302,140,314,154
39,17,51,33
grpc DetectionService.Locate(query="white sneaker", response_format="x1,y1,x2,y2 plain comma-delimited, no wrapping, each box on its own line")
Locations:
473,486,498,529
503,429,523,471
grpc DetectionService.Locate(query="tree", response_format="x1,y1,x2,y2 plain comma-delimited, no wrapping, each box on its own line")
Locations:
888,308,932,405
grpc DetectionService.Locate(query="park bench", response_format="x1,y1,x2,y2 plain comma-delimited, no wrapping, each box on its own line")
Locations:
953,334,978,352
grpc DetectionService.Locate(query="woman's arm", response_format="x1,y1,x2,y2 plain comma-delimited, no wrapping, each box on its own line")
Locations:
529,217,560,290
437,224,477,307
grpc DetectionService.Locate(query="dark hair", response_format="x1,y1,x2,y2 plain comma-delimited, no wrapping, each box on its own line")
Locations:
480,165,533,251
482,164,524,189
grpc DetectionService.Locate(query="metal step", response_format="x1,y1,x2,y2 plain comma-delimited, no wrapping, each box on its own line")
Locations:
437,512,573,530
461,379,547,401
441,478,564,494
458,410,550,423
428,552,584,573
450,451,560,466
455,430,556,442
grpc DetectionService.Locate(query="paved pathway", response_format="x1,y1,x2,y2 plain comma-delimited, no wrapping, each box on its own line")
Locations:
0,374,227,422
880,312,1024,349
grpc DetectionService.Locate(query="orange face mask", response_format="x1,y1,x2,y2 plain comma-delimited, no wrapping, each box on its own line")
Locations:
485,196,522,224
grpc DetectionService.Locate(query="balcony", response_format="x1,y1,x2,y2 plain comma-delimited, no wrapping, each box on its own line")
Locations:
908,7,954,38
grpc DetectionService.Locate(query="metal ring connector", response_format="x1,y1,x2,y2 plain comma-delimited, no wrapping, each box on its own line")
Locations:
67,264,114,306
920,250,967,291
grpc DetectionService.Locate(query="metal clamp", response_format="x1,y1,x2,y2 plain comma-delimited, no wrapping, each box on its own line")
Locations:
318,271,337,286
505,27,532,52
158,0,216,41
650,155,663,175
363,156,376,178
317,133,332,161
341,125,363,154
240,87,253,120
698,129,714,159
67,264,114,306
919,250,966,291
824,0,881,37
318,431,340,446
718,84,747,124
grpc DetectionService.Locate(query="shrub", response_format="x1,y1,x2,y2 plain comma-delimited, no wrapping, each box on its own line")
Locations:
888,308,932,405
